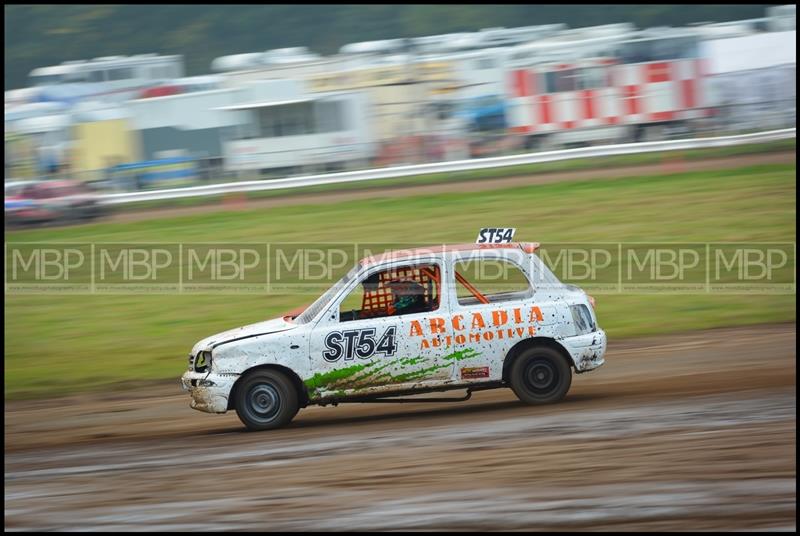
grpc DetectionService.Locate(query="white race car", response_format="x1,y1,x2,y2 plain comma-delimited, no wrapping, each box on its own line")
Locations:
181,239,606,430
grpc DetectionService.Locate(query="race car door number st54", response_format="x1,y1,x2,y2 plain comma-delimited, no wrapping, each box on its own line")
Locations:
323,327,398,362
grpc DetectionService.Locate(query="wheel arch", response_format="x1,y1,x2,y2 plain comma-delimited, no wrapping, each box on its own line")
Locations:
227,364,310,411
502,336,575,384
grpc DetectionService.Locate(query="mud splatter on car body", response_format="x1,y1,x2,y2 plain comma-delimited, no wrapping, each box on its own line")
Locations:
181,242,606,420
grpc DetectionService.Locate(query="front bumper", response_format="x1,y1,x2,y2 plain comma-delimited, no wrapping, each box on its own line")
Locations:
561,328,607,373
180,371,239,414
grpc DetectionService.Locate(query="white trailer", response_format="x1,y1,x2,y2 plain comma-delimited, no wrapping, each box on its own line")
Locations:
216,81,374,173
701,30,796,130
28,54,184,105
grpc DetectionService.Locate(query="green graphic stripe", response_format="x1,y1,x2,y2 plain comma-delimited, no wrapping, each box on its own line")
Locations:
350,359,395,384
303,363,371,390
399,356,425,366
392,364,450,384
306,348,482,394
443,348,481,362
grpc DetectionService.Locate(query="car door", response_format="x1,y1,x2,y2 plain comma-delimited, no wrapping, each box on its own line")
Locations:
446,250,538,384
307,258,453,399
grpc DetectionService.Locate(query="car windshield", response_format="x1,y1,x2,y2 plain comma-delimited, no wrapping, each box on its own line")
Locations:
5,183,32,197
294,264,362,325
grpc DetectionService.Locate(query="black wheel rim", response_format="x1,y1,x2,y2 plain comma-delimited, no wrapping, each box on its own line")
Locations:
523,358,559,395
245,383,282,424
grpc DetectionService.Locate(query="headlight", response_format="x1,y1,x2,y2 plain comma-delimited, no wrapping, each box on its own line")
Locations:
570,304,596,336
194,350,212,373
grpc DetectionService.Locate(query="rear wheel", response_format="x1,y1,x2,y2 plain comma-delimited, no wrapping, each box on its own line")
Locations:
509,346,572,405
234,369,299,431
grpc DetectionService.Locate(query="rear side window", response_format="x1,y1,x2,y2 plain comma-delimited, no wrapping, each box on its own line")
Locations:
25,187,51,199
578,67,606,90
571,304,596,334
454,258,532,306
543,69,579,93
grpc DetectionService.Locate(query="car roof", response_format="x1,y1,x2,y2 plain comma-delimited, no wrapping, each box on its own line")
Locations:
360,242,540,267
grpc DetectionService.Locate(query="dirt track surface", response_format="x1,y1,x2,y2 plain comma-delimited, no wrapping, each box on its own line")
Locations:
107,151,796,224
4,323,797,531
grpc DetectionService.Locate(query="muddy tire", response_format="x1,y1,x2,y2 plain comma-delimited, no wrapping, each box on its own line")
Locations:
509,346,572,405
235,369,299,431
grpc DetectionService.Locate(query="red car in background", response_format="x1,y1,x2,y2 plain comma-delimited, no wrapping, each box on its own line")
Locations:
6,180,105,226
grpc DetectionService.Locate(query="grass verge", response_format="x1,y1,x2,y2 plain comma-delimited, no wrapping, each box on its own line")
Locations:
110,138,796,212
5,160,796,399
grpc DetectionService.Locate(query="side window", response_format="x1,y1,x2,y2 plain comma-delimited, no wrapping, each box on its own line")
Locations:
454,258,532,306
544,71,557,93
542,70,578,93
259,108,276,138
556,69,577,92
339,263,440,322
578,67,606,90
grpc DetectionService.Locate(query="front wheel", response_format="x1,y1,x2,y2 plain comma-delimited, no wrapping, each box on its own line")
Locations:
509,347,572,405
234,369,299,431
